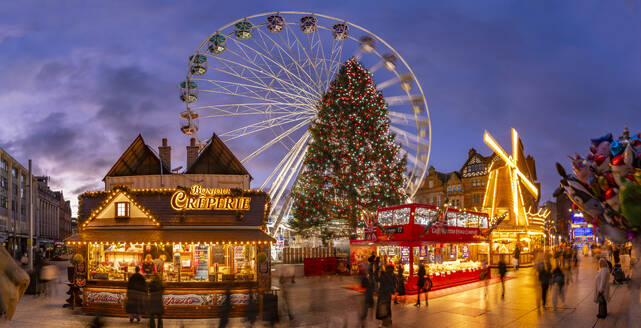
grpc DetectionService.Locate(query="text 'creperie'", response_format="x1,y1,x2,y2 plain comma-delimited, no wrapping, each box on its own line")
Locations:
170,185,251,211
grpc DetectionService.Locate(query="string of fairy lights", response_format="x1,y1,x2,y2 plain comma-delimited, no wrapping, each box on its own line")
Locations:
72,187,274,245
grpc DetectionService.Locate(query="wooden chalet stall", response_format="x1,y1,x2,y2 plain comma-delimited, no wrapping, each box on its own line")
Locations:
351,204,490,293
66,186,273,318
65,134,275,318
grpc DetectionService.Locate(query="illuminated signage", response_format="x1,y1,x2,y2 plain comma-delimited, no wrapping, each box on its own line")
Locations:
171,185,251,211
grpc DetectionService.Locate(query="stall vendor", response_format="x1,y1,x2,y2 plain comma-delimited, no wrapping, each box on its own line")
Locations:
142,254,155,275
153,254,165,274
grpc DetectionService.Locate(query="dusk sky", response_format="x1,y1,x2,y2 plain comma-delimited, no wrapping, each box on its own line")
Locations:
1,1,640,215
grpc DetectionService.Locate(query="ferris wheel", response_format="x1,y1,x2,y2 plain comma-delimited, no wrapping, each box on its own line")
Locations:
180,11,431,235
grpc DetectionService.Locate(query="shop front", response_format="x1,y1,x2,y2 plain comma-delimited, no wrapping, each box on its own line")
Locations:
489,228,544,267
350,204,490,293
570,212,595,247
65,186,274,318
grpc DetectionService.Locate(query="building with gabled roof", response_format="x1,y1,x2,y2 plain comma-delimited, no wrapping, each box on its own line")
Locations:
104,134,251,190
414,148,496,209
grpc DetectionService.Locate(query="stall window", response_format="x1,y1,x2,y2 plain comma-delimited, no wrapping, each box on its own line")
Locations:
414,207,438,225
392,208,411,225
378,210,394,226
87,242,258,283
115,202,129,218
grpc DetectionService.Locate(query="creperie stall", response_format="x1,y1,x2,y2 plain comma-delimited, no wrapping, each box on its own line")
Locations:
65,185,274,318
350,204,490,292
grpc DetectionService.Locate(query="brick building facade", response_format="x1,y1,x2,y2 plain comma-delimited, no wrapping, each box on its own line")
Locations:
414,148,495,210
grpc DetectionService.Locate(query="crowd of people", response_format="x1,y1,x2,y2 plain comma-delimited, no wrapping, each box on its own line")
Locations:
532,244,579,311
355,252,433,327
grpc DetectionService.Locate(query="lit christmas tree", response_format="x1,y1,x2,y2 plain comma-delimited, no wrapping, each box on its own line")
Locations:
290,58,407,240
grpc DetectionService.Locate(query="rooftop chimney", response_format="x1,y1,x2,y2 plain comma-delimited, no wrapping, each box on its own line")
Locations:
186,137,199,169
159,138,171,170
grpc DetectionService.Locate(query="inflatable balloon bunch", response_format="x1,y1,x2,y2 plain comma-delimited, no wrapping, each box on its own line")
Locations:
556,128,641,243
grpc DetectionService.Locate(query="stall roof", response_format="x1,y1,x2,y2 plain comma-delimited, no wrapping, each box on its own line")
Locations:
103,134,170,180
65,228,275,244
186,133,251,178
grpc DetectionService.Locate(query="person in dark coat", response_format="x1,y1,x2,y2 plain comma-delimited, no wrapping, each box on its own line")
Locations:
498,259,507,298
218,284,232,328
538,260,551,307
360,272,374,326
126,266,146,323
148,274,164,328
415,264,428,307
376,266,396,327
394,266,406,304
552,264,565,310
513,244,521,271
245,289,258,327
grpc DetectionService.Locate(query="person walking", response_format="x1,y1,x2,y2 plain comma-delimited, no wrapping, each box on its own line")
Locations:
394,266,406,304
595,258,610,318
415,264,430,307
360,272,374,327
148,274,164,328
552,264,565,310
245,289,258,327
513,244,521,271
376,266,395,327
498,258,507,298
538,259,551,307
126,266,146,323
279,271,295,321
219,285,232,328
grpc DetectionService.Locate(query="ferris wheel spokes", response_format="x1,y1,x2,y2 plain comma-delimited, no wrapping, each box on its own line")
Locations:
239,119,313,163
250,27,323,96
227,36,321,99
192,103,313,118
208,53,320,101
218,112,313,142
260,131,310,190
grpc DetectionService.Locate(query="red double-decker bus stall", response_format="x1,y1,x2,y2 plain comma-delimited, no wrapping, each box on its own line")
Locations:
350,204,491,293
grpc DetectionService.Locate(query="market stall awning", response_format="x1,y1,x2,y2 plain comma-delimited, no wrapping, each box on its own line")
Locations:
64,229,275,244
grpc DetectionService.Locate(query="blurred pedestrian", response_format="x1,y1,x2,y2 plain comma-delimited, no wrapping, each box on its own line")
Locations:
360,272,374,327
595,258,610,318
481,260,490,297
498,258,507,298
415,264,427,307
376,266,395,327
126,266,145,323
513,244,521,271
219,285,232,328
245,289,258,327
148,274,164,328
537,259,551,307
621,252,631,280
394,266,406,304
19,254,27,269
552,264,565,310
39,262,58,297
279,272,294,321
87,315,105,328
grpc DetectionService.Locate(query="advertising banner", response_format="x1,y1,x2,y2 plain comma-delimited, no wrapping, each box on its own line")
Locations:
86,291,124,304
163,294,214,306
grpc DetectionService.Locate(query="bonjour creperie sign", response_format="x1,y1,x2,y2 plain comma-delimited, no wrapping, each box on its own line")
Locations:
170,185,251,211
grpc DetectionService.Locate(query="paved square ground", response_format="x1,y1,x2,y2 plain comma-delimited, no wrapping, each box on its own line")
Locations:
2,255,640,327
